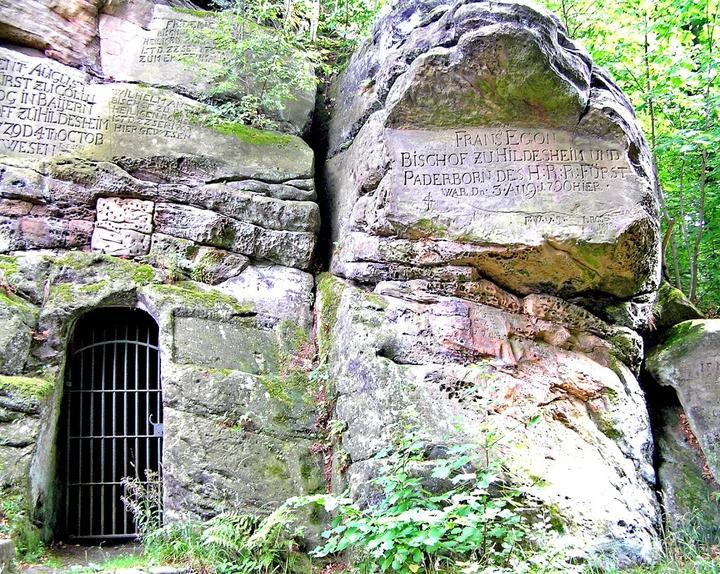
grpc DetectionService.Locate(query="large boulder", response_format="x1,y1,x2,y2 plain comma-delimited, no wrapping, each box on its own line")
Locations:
99,3,316,134
0,0,104,71
0,45,318,271
320,0,665,567
325,0,661,299
317,275,660,565
0,250,324,525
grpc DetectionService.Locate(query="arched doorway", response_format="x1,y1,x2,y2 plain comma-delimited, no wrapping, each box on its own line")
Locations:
59,308,163,541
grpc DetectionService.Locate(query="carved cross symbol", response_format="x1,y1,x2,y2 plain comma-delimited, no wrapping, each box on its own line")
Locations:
422,191,435,212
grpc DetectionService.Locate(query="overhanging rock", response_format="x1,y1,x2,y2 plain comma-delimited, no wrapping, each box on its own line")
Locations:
326,0,661,299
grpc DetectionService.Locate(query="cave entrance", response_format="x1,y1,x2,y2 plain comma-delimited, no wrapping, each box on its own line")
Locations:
59,308,163,541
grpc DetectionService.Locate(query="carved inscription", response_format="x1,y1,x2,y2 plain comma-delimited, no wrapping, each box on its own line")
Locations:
0,50,196,157
0,55,104,155
695,360,720,378
109,89,192,140
139,19,213,64
388,128,643,233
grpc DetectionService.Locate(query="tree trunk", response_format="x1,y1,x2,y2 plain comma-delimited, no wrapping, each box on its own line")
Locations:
310,0,320,42
689,150,708,302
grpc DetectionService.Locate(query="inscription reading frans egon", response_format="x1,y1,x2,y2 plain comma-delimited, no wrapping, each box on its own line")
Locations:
393,128,633,222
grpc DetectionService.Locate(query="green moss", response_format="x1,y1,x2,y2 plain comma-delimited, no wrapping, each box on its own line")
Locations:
211,121,297,146
77,280,109,294
404,218,448,239
265,460,290,480
259,373,293,405
171,6,214,17
317,273,346,358
151,282,253,314
652,321,708,367
277,320,311,354
1,491,45,562
48,283,75,304
272,412,290,425
0,291,35,315
0,255,20,278
53,251,98,270
546,504,566,534
129,263,156,285
574,241,609,269
364,293,389,311
597,417,623,441
0,375,54,400
53,252,157,286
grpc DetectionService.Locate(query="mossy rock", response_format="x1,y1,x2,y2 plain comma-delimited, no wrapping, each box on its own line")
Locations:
148,281,254,315
653,282,703,332
316,274,347,358
0,376,54,403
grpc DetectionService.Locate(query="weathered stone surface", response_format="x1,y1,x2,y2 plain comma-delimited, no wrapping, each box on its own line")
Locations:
0,43,318,272
655,403,720,540
647,320,720,482
326,0,660,299
0,291,38,376
318,276,660,565
0,250,320,532
0,376,50,498
173,316,279,374
0,159,318,274
149,233,250,285
0,538,13,573
153,203,315,269
0,47,313,182
218,265,315,330
99,4,316,134
91,197,154,256
0,0,103,70
651,282,703,332
163,406,323,521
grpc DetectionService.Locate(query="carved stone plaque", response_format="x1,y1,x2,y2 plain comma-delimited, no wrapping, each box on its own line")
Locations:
91,197,153,256
0,47,313,181
383,127,649,244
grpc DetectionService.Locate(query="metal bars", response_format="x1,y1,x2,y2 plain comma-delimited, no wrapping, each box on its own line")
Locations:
60,308,162,541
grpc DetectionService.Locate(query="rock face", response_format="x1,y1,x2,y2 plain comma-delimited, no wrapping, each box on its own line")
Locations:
647,321,720,481
0,0,323,539
326,0,661,299
321,0,663,566
0,251,324,527
99,5,316,134
0,0,684,569
652,402,720,540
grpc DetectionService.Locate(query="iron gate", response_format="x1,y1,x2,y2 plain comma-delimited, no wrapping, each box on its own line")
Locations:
60,308,163,541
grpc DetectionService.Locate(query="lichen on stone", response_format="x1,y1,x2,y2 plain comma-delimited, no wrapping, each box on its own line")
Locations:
0,375,53,401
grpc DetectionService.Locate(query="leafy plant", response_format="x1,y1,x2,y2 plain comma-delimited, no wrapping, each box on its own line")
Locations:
300,426,566,574
0,489,45,563
539,0,719,311
181,4,318,129
123,485,308,574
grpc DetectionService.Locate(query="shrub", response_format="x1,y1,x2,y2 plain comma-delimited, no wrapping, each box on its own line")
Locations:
300,426,567,574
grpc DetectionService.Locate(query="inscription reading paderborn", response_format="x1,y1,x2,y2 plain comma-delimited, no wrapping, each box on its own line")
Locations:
399,129,628,199
390,128,638,231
